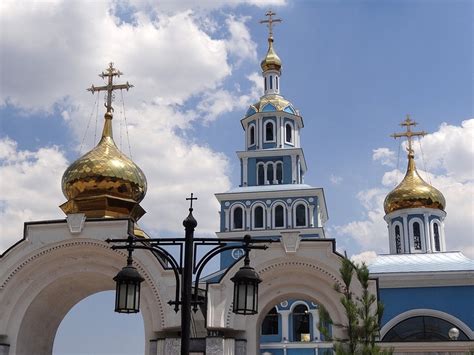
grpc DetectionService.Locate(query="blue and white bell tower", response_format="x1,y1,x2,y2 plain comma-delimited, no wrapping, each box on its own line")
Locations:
215,12,328,270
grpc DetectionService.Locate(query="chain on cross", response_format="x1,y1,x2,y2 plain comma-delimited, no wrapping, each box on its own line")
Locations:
391,114,427,155
87,62,134,113
259,10,282,38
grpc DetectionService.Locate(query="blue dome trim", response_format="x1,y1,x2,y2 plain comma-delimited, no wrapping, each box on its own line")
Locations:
262,103,277,112
284,105,296,114
246,107,256,117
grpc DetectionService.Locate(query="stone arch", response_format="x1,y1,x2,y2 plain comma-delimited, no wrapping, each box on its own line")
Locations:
0,237,170,355
206,241,352,354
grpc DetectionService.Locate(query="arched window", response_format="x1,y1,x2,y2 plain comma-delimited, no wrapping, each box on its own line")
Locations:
257,164,265,186
254,206,264,229
383,316,469,342
249,125,255,146
285,123,292,143
276,76,279,90
265,122,274,142
267,163,274,184
395,225,402,254
264,77,267,91
413,222,421,250
274,205,285,228
292,304,310,342
261,307,279,335
276,162,283,184
270,75,273,89
232,207,243,230
433,223,440,251
295,204,307,227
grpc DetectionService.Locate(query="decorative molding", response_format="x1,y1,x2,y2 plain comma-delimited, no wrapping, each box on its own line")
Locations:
66,213,86,234
280,231,301,253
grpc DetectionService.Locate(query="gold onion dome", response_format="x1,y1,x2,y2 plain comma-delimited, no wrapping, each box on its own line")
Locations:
60,110,147,221
261,37,282,72
384,152,445,214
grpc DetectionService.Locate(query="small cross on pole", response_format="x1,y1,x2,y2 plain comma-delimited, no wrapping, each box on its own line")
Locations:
186,193,198,210
391,114,427,155
259,10,282,38
87,62,134,113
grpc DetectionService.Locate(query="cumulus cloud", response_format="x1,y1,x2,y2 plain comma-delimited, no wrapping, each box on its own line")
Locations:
334,119,474,258
373,147,396,167
0,138,68,252
0,0,276,252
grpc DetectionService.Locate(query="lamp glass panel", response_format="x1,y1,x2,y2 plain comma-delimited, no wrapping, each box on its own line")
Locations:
126,282,136,310
118,283,128,309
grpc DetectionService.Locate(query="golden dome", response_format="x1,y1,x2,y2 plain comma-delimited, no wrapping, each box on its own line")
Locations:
384,152,445,214
261,37,282,72
60,111,147,221
249,94,297,114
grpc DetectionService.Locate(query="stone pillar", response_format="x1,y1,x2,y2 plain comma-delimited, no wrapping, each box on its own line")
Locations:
206,337,235,355
162,338,180,354
402,214,409,253
309,205,315,227
310,310,320,341
243,157,248,186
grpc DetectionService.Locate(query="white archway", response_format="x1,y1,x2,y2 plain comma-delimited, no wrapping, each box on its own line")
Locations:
0,219,177,355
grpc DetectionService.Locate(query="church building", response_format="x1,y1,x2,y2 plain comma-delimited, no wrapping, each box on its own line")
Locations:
0,11,472,355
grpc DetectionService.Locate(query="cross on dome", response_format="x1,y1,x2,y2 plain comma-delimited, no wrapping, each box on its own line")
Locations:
391,114,427,156
186,193,198,210
259,10,282,39
87,62,134,114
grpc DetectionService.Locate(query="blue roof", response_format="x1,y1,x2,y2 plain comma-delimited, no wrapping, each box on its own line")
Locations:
369,252,474,274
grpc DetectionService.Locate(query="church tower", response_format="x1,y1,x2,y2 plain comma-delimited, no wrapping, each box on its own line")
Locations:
383,116,446,254
215,12,328,269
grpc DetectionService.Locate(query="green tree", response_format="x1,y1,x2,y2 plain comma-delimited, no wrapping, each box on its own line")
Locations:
318,256,392,355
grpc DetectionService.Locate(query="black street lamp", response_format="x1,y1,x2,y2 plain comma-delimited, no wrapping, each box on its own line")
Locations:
106,194,273,355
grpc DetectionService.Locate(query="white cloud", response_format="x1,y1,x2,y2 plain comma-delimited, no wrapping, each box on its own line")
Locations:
225,16,257,65
0,138,68,252
372,147,396,167
351,251,378,266
333,119,474,258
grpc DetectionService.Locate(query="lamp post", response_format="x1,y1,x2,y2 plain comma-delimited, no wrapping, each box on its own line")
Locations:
107,194,273,355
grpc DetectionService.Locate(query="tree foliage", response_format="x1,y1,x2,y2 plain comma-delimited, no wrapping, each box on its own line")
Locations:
318,256,392,355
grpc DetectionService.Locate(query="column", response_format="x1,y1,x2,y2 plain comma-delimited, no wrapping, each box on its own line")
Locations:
287,205,292,228
243,157,248,186
277,116,281,147
258,117,263,149
206,337,235,355
267,208,272,229
310,309,320,341
224,209,229,231
280,310,291,342
402,214,409,253
309,205,315,227
424,213,431,252
246,207,251,230
291,155,296,183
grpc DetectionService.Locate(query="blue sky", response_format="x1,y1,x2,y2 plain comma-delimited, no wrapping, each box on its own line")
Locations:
1,0,472,353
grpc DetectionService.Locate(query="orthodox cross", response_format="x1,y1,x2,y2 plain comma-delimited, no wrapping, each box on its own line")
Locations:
391,114,427,154
87,62,133,113
186,193,198,210
259,10,282,38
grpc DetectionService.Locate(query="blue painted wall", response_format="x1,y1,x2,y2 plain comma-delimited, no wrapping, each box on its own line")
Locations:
380,286,474,329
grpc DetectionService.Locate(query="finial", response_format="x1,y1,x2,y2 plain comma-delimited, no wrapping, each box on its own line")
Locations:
87,62,134,115
391,114,426,157
259,10,282,39
186,192,198,211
